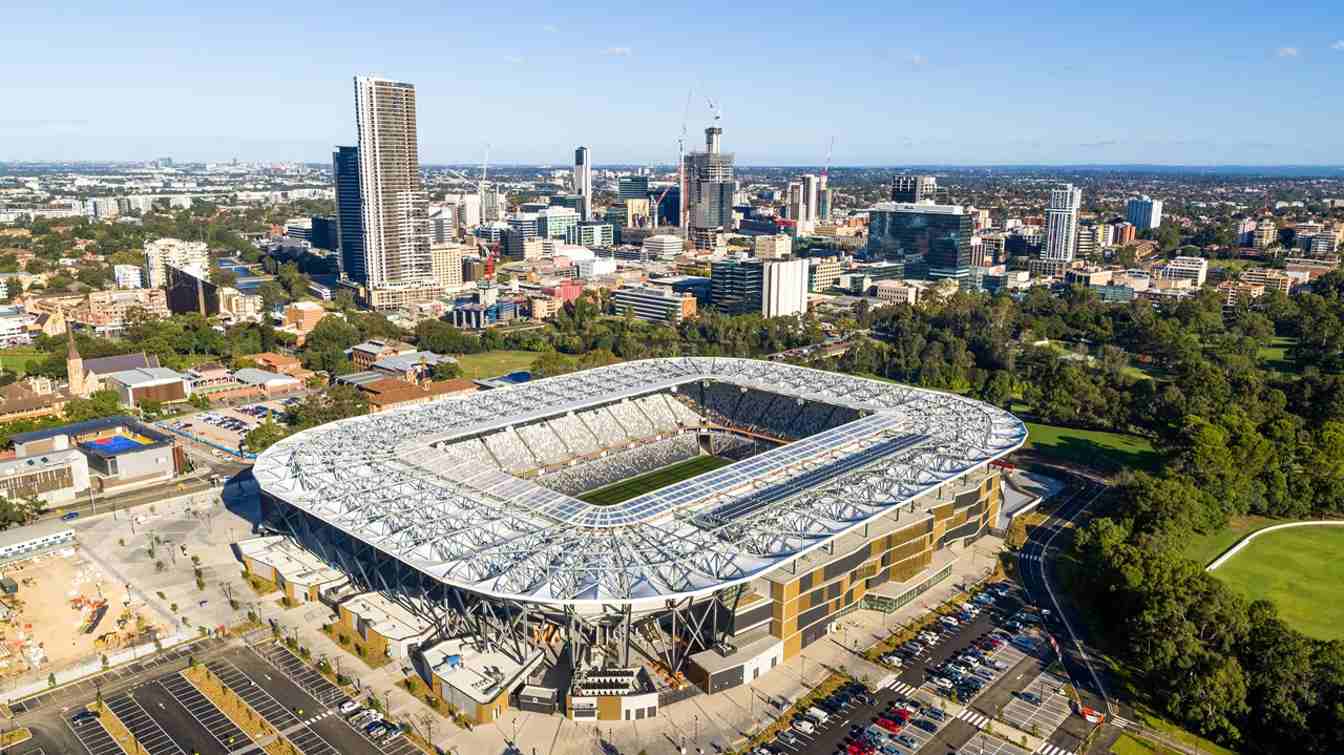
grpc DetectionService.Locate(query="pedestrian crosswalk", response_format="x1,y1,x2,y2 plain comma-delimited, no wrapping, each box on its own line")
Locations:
1018,552,1045,563
884,679,918,696
1111,714,1134,728
300,709,338,726
1035,743,1074,755
958,708,991,728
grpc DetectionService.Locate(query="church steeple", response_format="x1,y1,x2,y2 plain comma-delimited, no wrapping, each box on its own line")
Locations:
66,327,85,397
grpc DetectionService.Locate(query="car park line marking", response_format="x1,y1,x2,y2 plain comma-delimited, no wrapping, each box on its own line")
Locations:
1034,744,1074,755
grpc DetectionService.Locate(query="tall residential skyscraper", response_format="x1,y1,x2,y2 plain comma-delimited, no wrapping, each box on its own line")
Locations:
1125,195,1164,230
352,75,432,289
574,146,592,221
683,126,735,248
1043,184,1083,262
332,145,365,282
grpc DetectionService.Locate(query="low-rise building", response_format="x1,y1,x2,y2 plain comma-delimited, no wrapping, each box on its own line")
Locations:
419,637,545,724
1240,267,1293,295
104,367,190,408
358,377,478,413
349,339,416,370
232,368,303,397
235,536,346,606
1217,280,1265,306
1156,256,1208,286
333,591,434,662
610,285,698,324
11,417,179,495
874,279,919,305
370,352,458,383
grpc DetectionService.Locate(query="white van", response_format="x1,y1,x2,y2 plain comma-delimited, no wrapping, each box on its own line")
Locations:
793,719,816,735
807,706,831,724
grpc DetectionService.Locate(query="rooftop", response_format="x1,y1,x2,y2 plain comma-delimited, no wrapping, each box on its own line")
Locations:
340,591,433,641
254,359,1024,610
236,536,345,589
421,636,544,705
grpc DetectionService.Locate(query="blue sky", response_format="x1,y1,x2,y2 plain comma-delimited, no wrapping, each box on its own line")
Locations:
4,0,1343,165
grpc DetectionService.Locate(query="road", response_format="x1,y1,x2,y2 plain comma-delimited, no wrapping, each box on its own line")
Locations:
1015,473,1134,751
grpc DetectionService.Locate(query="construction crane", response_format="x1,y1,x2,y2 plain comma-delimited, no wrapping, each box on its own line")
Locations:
706,96,721,126
477,144,492,220
822,135,836,179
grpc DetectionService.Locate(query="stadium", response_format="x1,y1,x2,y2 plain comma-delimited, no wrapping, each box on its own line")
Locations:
253,357,1025,722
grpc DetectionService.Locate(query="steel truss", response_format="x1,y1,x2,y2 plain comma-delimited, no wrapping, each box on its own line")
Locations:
254,358,1025,607
262,495,736,684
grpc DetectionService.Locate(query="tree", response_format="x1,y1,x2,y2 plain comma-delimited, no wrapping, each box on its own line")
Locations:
289,384,368,429
243,419,289,453
63,390,123,422
209,267,239,288
431,361,463,381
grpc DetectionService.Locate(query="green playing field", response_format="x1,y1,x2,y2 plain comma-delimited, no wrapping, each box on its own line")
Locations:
576,455,733,506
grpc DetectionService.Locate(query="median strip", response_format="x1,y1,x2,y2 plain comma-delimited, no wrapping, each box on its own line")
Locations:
181,663,298,755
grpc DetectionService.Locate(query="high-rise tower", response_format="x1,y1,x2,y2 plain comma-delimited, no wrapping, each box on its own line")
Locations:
1043,184,1083,262
353,76,432,289
683,127,735,249
574,146,592,221
332,145,365,283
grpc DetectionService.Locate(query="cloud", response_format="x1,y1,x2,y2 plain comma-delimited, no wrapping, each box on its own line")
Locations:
1276,46,1299,57
603,46,633,56
909,53,928,68
1333,40,1344,50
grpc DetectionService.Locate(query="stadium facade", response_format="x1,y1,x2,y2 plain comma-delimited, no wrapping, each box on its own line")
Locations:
253,358,1024,722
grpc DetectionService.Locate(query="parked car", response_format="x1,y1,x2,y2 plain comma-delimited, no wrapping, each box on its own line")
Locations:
792,719,816,735
71,710,98,725
939,615,959,628
61,511,80,522
338,700,360,715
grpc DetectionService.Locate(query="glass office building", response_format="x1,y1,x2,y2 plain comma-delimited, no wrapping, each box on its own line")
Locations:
865,203,973,288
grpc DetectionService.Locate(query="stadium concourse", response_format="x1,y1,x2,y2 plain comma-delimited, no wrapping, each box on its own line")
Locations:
249,357,1025,724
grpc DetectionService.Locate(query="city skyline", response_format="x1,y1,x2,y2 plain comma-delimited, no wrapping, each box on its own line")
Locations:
5,1,1344,165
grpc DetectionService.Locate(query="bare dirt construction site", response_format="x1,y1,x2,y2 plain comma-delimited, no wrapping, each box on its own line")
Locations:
0,546,161,682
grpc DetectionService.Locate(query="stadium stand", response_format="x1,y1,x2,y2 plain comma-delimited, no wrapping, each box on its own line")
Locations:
484,429,537,474
635,395,679,433
517,421,570,466
443,436,499,470
581,406,631,449
537,434,702,497
546,414,601,456
609,400,656,440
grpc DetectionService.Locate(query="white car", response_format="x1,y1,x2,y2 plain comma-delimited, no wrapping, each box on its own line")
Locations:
338,700,360,715
939,615,960,628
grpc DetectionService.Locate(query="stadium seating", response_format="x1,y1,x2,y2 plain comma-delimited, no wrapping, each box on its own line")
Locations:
608,400,656,440
537,434,701,496
516,421,571,466
546,414,600,456
440,437,500,470
484,429,538,474
580,406,631,448
665,394,706,428
634,395,679,433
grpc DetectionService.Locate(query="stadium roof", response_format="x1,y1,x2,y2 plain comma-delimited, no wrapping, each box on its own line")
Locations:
254,358,1025,609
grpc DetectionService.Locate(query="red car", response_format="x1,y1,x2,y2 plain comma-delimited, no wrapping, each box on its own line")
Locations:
888,707,913,721
847,741,876,755
876,718,903,734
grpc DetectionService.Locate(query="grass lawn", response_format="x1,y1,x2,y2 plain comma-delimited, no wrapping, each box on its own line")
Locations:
578,455,733,505
1136,710,1239,755
0,350,45,375
1258,335,1299,374
452,350,540,380
1022,422,1161,473
1182,514,1284,567
1210,524,1344,641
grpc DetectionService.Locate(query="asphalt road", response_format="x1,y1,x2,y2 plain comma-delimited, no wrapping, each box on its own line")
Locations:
1015,474,1135,752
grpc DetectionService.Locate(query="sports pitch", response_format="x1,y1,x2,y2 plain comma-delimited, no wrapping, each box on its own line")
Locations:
1211,524,1344,641
576,455,734,506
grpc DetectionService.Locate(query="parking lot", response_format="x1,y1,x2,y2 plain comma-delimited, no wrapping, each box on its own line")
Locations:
996,671,1074,739
10,644,199,715
159,672,251,751
959,731,1033,755
66,716,121,755
104,691,187,755
255,643,346,706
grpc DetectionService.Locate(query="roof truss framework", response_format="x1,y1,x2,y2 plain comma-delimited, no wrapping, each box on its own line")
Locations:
254,358,1025,608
